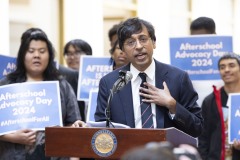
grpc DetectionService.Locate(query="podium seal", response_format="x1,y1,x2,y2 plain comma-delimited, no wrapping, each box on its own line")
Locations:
91,129,117,157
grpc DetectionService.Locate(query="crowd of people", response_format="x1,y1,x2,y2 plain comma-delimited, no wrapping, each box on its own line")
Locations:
0,16,239,160
190,17,240,160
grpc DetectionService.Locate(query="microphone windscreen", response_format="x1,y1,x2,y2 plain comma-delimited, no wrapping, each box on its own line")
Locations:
125,71,133,83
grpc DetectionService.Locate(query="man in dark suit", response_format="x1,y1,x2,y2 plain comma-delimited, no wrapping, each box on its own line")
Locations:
95,17,203,138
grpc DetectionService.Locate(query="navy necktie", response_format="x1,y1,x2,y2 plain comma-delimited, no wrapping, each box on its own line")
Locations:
139,72,153,128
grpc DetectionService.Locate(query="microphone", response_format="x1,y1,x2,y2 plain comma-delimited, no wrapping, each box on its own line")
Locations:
106,70,133,128
112,70,133,93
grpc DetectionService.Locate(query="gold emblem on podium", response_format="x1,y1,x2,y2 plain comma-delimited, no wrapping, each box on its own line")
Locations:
91,129,117,157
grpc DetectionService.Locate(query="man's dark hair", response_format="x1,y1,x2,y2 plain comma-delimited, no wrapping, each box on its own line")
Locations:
190,17,216,34
218,52,240,69
108,23,120,42
63,39,92,56
117,17,156,50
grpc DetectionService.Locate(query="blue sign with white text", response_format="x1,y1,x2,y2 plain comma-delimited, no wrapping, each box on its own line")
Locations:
86,90,98,122
0,81,63,135
78,56,112,101
0,55,16,79
229,94,240,144
170,36,232,80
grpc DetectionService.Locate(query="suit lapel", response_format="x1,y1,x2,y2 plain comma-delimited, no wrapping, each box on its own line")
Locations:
116,64,135,127
117,83,135,127
155,60,169,128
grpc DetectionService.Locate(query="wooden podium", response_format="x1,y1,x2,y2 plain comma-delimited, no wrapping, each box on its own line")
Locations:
45,127,197,159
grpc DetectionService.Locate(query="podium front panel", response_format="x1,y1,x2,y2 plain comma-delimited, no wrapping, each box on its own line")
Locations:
45,127,167,159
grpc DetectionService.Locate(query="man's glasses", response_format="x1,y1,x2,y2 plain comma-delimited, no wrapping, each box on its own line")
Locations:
64,51,84,58
124,35,151,49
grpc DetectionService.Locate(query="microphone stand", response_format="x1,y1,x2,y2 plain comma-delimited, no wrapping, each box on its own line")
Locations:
106,89,114,128
106,75,126,128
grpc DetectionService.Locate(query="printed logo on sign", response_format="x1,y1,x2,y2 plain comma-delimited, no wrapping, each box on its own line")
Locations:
91,129,117,157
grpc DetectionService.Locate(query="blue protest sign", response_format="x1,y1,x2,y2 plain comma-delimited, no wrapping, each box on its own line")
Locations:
86,89,98,122
78,56,112,101
228,93,240,144
170,35,232,80
0,54,16,79
0,81,62,135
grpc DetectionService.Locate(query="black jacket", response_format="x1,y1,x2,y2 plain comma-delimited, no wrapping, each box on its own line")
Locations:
198,86,240,160
58,65,86,121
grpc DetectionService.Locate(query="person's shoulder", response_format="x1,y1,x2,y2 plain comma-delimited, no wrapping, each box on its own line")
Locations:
58,78,73,91
58,65,78,76
0,77,10,85
204,92,215,99
101,68,119,81
202,91,215,106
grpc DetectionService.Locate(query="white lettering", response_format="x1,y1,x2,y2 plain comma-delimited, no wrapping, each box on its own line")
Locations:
175,51,211,59
179,42,223,50
235,109,240,117
86,65,112,72
81,78,100,86
35,97,52,106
